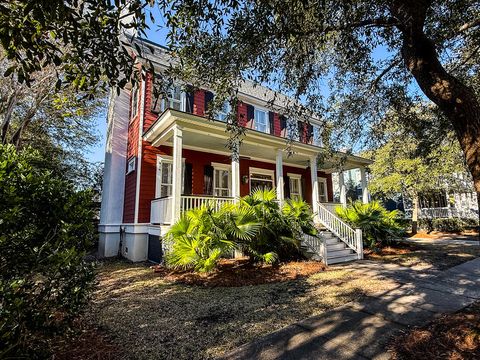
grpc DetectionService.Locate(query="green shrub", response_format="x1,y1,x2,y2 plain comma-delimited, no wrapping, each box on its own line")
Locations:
460,218,479,228
0,145,96,358
335,201,404,248
165,204,258,272
432,218,465,233
418,218,435,232
165,189,316,271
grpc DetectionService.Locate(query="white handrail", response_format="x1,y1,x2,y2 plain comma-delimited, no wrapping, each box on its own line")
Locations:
317,202,362,256
302,233,327,264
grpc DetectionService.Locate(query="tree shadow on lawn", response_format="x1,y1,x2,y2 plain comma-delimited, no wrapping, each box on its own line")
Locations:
90,261,394,360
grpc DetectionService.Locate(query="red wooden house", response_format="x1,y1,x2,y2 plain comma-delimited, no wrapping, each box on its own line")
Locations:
98,40,371,263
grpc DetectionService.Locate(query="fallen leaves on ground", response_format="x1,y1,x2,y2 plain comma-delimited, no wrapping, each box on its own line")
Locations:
390,301,480,360
85,260,396,359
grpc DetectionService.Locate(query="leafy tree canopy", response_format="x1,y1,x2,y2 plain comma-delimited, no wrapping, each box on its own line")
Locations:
0,0,149,93
0,49,106,188
152,0,480,195
365,104,469,217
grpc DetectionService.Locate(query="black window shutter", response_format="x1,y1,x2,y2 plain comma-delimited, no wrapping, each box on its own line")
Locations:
204,91,214,113
185,91,194,113
301,176,306,201
247,104,255,125
280,115,287,134
284,175,291,199
204,165,214,195
183,163,193,195
269,112,275,134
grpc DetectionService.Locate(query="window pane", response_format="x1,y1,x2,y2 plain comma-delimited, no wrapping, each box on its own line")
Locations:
255,109,267,132
287,118,299,140
313,125,322,146
221,170,229,188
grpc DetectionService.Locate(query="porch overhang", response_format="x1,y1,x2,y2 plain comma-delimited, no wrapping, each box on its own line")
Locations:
143,109,372,171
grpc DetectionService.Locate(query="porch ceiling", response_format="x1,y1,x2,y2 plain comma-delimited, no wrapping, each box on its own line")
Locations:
143,109,372,172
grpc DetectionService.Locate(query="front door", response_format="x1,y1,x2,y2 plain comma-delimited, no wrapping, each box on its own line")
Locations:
318,177,328,203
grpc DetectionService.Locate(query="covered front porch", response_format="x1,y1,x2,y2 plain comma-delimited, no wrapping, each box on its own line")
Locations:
144,109,371,225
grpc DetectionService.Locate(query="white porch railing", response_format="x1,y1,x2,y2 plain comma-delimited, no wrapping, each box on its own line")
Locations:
302,233,327,263
405,207,479,220
181,195,234,212
151,196,173,225
151,195,235,224
317,202,363,258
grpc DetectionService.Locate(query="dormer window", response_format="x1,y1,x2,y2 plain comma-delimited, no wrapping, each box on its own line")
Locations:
254,108,269,133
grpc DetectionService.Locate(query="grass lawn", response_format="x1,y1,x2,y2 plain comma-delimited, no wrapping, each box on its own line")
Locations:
83,260,397,360
365,240,480,271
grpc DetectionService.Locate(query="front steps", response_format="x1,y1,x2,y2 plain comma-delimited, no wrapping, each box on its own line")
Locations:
320,230,359,265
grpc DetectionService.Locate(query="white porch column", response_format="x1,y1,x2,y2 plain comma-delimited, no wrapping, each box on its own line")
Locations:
339,171,347,206
310,156,319,214
171,125,183,221
231,141,240,202
359,167,369,204
276,149,284,203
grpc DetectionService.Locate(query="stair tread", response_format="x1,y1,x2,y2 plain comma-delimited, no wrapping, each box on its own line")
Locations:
327,252,356,259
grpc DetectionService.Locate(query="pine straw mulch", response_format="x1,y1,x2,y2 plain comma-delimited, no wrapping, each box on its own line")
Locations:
390,301,480,360
51,320,120,360
151,257,327,287
364,241,480,271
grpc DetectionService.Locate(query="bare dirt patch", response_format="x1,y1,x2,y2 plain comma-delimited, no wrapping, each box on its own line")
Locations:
390,301,480,360
151,258,327,287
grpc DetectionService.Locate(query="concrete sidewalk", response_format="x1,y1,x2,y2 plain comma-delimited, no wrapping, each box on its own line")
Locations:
222,258,480,360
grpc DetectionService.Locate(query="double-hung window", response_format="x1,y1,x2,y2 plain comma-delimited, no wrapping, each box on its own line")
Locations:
286,118,299,141
151,85,185,113
216,101,231,122
313,125,322,146
163,85,184,111
318,177,328,203
156,156,185,198
157,159,173,198
212,163,231,197
288,174,302,200
254,108,269,133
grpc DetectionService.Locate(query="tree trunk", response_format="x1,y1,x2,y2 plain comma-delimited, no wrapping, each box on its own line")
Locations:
411,193,419,235
390,1,480,233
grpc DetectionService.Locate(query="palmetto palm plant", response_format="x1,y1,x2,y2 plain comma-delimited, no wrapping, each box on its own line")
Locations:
165,189,317,272
335,201,403,248
166,202,263,272
282,198,317,236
